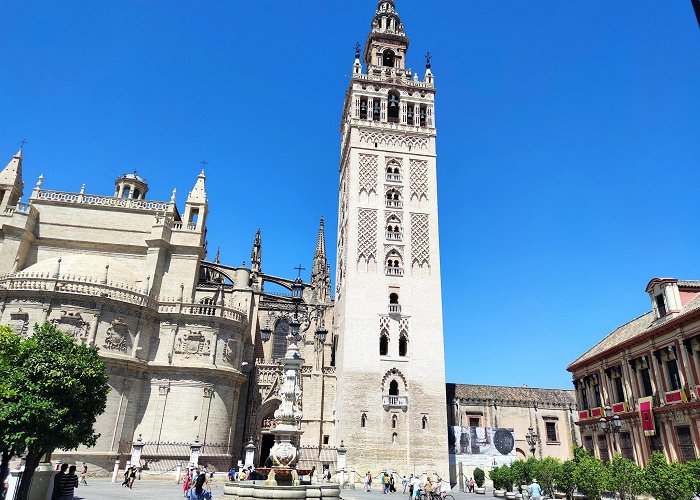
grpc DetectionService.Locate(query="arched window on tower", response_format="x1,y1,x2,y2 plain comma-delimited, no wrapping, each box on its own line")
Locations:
372,99,381,121
361,413,367,428
419,105,427,127
387,90,400,123
389,380,399,396
422,415,428,430
122,186,131,199
399,333,408,357
383,49,395,68
407,104,415,125
392,414,398,429
389,293,399,304
360,97,368,120
385,189,401,208
380,333,389,356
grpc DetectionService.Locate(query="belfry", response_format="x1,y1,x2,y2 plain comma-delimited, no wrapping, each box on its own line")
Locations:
333,0,449,476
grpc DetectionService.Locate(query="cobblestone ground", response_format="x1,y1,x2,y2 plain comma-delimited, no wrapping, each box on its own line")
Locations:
69,479,492,499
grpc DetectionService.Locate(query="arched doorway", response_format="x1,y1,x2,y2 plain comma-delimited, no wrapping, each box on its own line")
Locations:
256,398,281,467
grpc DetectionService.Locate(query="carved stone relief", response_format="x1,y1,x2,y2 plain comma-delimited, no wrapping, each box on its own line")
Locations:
51,311,89,342
8,310,29,337
104,318,130,352
223,338,238,364
174,330,211,358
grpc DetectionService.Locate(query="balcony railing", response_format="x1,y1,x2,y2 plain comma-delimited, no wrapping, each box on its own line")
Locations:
385,200,403,209
388,304,401,314
385,267,404,277
382,395,408,410
385,232,402,241
385,173,402,183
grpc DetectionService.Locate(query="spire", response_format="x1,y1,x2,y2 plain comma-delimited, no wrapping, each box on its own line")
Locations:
214,246,221,264
187,169,207,204
0,149,25,211
311,217,331,302
364,0,409,69
251,228,262,275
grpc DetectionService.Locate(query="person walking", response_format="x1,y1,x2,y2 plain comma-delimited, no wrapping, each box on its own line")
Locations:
402,475,407,494
183,469,193,497
187,474,212,500
79,463,88,486
363,472,369,492
58,465,79,500
468,477,475,493
410,475,422,499
51,463,69,500
529,479,542,500
127,466,137,489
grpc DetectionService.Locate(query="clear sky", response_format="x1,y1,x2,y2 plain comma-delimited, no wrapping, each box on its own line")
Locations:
2,1,698,389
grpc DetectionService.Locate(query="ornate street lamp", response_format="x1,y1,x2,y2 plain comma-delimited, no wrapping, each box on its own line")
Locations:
260,320,273,343
598,406,622,450
525,427,540,457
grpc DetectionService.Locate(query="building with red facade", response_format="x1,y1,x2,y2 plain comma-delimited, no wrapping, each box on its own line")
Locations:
567,278,700,464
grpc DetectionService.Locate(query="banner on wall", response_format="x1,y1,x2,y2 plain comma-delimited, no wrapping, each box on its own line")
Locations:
448,426,516,468
638,396,655,436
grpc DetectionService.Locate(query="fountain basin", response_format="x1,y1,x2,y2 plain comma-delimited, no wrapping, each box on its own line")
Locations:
223,481,342,499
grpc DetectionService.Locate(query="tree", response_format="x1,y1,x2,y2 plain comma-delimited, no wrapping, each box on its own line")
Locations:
644,452,694,500
473,467,485,488
532,456,561,497
554,459,577,500
0,326,22,490
572,450,608,500
489,466,502,490
509,460,531,490
0,323,110,500
606,454,644,500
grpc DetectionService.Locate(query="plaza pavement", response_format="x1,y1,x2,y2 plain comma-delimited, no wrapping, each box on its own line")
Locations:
71,478,490,499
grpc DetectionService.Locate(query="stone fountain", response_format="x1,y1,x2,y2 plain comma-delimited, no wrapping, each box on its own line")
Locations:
223,278,341,499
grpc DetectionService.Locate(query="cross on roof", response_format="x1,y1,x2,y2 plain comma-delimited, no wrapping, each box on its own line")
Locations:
19,139,27,151
200,160,208,169
294,265,306,277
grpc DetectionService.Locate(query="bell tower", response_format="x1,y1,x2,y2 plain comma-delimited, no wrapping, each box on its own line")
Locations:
334,0,448,477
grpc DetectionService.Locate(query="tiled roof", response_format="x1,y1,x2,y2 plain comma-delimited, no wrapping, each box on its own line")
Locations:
678,280,700,288
568,292,700,370
447,383,576,405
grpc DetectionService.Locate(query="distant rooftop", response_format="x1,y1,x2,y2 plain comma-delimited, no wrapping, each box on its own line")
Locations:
447,383,575,406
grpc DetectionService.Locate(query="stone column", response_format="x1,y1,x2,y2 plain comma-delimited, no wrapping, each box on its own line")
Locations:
130,435,145,469
111,460,120,483
210,331,218,365
175,462,182,484
189,438,203,468
337,441,347,488
87,309,101,346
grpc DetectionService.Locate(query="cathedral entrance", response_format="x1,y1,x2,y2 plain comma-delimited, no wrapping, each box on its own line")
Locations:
260,434,275,467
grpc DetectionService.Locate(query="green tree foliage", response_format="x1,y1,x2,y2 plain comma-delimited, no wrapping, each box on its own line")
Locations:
489,466,503,490
554,459,577,500
572,450,608,500
509,459,531,489
0,326,22,489
531,456,561,497
473,467,485,488
606,454,644,500
644,452,694,500
0,323,110,500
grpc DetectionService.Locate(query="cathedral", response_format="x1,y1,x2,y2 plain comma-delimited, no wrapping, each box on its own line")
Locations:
0,0,449,478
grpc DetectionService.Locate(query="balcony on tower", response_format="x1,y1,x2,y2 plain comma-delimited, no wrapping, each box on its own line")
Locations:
385,199,403,209
382,395,408,410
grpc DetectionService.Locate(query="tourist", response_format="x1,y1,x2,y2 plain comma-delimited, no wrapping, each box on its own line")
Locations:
410,475,422,499
127,466,137,489
367,471,372,491
529,479,542,499
188,474,212,500
521,483,530,500
438,477,449,498
228,467,235,481
468,477,474,493
79,463,88,486
121,467,130,487
382,472,389,493
363,472,370,492
52,463,69,500
323,466,331,482
402,475,407,493
58,464,79,500
425,476,435,496
389,474,396,493
183,469,193,497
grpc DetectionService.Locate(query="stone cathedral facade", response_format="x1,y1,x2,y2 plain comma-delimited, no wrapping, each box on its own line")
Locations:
0,1,454,478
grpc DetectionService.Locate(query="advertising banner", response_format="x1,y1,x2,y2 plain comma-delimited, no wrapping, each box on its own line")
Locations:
448,426,516,468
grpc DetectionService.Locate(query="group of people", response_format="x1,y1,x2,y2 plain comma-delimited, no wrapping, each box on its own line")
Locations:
362,471,450,498
51,463,87,500
182,467,213,500
121,465,138,489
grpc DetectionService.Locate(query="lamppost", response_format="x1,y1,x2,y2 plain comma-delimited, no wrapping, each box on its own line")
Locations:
260,276,329,353
525,427,540,457
598,406,622,451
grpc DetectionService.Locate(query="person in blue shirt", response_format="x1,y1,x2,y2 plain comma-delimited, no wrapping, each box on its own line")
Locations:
529,479,542,499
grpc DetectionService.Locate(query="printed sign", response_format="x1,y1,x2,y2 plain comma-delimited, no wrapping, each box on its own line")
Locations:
638,396,655,436
449,426,516,469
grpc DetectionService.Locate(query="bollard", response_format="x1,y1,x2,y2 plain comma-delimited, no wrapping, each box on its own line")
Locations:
111,459,120,483
176,462,182,484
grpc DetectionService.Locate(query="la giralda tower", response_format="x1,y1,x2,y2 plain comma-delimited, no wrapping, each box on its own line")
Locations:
334,0,449,477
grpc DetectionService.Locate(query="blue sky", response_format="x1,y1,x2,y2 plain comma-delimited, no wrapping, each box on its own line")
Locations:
2,1,698,389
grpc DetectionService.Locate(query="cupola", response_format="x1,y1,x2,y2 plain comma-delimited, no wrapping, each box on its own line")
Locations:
114,171,149,200
364,0,409,70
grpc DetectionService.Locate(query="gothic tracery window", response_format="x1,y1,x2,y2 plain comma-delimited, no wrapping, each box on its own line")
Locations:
383,49,395,68
272,317,290,360
380,333,389,356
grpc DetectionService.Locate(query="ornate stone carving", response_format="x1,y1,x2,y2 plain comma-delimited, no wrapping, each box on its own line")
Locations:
158,384,170,396
410,159,428,201
51,310,89,342
203,386,214,398
104,318,129,352
223,338,238,363
357,209,378,263
359,130,428,151
358,154,378,196
174,330,211,358
8,310,29,337
410,212,430,268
